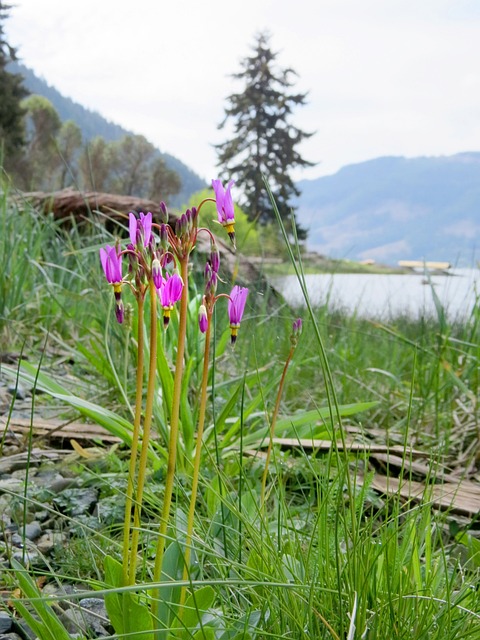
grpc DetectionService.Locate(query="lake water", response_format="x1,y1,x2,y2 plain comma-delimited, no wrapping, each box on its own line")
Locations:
270,268,480,320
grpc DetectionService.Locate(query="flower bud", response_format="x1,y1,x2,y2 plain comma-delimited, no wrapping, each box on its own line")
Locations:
159,201,168,223
198,304,208,333
291,317,302,346
210,242,220,273
152,258,163,289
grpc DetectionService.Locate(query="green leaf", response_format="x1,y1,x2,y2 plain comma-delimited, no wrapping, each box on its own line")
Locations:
173,586,215,638
242,401,378,445
155,540,185,639
104,555,124,635
456,531,480,568
192,629,215,640
10,559,73,640
104,555,154,640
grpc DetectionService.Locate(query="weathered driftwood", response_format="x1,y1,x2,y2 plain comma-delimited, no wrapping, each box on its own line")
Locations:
18,188,164,222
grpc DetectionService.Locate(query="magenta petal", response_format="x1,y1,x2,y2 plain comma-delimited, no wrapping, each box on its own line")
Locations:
141,211,152,246
224,181,235,222
99,247,109,279
168,273,184,304
108,245,122,282
228,285,248,325
212,179,225,223
129,213,137,245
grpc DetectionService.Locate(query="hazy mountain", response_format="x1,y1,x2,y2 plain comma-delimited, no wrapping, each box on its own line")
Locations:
9,61,206,205
296,154,480,265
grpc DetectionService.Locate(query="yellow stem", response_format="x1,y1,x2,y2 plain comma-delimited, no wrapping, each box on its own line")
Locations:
260,346,295,513
178,309,212,611
128,281,157,584
153,255,189,584
122,296,145,586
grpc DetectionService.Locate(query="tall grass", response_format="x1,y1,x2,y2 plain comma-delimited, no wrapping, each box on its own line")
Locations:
1,180,479,639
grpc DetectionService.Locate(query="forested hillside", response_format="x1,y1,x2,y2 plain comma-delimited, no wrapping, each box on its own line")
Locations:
8,61,205,205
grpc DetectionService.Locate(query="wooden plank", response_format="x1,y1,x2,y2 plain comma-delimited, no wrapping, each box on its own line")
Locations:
0,448,73,474
253,437,424,457
360,473,480,517
1,417,122,444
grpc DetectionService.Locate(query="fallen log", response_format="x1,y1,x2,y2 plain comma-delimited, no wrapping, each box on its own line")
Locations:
17,187,164,223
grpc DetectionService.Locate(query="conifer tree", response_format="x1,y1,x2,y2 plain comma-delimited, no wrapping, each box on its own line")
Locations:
215,31,314,239
0,1,29,166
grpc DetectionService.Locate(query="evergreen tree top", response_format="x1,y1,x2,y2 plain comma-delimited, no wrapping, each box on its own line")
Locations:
215,31,315,239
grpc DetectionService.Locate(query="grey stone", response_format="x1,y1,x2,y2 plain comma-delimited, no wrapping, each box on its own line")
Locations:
10,533,24,547
0,612,13,633
23,521,42,541
11,549,40,566
41,582,76,610
0,478,24,494
6,384,27,400
35,531,67,554
0,634,23,640
48,477,77,494
60,606,109,637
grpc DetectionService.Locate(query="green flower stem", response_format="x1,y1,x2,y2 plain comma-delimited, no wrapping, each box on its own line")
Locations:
128,281,157,585
178,308,212,612
260,345,295,513
122,296,145,586
153,255,189,585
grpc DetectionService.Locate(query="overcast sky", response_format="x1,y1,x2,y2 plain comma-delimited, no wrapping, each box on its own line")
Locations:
5,0,480,183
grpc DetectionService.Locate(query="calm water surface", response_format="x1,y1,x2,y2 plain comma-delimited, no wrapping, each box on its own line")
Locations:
271,268,480,319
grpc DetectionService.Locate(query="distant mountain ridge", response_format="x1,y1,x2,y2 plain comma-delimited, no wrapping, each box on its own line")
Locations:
8,61,206,205
296,153,480,265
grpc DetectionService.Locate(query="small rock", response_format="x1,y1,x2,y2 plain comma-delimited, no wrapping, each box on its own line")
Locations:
23,521,42,541
0,478,24,494
42,582,77,610
11,549,40,566
0,633,23,640
10,533,24,547
0,612,13,633
60,606,109,638
36,531,67,554
6,384,27,400
48,477,77,494
14,619,36,640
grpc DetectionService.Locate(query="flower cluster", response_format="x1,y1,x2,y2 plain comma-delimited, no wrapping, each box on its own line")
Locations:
100,207,188,328
100,180,248,339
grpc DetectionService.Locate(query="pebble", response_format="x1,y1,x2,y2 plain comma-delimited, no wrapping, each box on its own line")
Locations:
35,530,67,554
11,549,41,566
23,521,42,541
48,477,78,494
0,478,24,493
41,582,77,611
60,603,110,638
6,384,27,400
0,613,12,633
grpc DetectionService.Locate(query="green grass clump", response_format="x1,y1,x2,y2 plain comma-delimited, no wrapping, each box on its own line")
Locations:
1,178,479,639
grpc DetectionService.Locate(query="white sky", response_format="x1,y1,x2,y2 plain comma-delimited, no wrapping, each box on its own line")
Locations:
5,0,480,183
